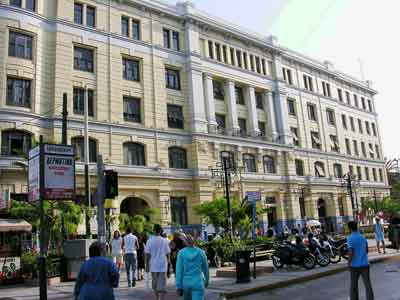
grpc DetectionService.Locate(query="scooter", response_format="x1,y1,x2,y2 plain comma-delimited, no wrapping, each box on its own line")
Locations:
318,234,341,264
272,237,316,270
305,233,331,267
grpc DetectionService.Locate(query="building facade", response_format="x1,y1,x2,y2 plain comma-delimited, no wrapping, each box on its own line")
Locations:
0,0,390,233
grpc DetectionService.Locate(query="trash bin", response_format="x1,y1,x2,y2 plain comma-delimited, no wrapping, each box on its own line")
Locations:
235,249,251,283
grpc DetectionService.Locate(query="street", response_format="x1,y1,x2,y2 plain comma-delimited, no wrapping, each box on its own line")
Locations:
236,260,400,300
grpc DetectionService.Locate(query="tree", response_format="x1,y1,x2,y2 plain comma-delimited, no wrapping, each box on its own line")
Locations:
194,197,266,237
362,197,400,220
118,207,159,234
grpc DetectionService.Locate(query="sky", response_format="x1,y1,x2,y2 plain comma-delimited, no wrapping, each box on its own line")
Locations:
167,0,399,159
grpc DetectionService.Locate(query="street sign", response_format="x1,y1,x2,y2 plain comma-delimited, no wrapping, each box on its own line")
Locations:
28,154,40,202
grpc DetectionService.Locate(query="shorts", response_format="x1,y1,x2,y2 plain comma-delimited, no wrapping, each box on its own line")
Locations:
112,254,123,264
151,272,167,292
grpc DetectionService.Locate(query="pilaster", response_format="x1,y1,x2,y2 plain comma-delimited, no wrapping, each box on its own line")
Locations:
225,80,240,135
245,86,260,137
264,90,278,142
203,74,217,133
273,88,292,145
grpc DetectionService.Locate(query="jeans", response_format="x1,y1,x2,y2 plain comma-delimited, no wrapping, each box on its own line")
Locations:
124,253,137,286
350,266,374,300
183,289,204,300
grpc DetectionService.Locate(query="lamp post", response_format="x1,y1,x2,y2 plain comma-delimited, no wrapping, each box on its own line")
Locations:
341,173,360,221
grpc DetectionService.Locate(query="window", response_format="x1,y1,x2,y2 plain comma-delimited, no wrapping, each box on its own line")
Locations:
375,145,380,159
168,147,187,169
365,121,371,135
73,87,94,116
361,142,367,157
258,121,266,137
74,3,83,24
307,103,317,121
282,67,293,85
368,100,373,112
165,68,180,90
345,138,351,155
74,46,94,72
220,151,235,169
86,6,96,28
243,53,249,69
338,197,345,217
167,104,184,129
1,130,31,157
236,50,242,68
346,91,350,104
333,163,343,178
349,165,354,175
291,127,299,146
6,77,31,108
10,0,22,8
365,167,370,181
287,98,296,116
222,45,228,63
216,114,226,132
357,166,362,180
349,117,355,131
26,0,35,11
124,142,145,166
353,140,359,156
379,169,383,182
372,168,377,182
243,154,256,173
314,161,325,177
123,57,140,81
255,57,261,73
299,197,306,218
121,16,129,37
255,92,264,109
361,97,366,110
372,123,377,136
215,43,221,62
172,31,180,51
337,88,343,102
353,94,359,107
213,81,224,100
326,109,335,125
171,197,188,225
311,131,321,150
303,74,314,91
229,48,235,65
261,58,267,75
330,135,340,152
295,159,304,176
238,118,247,136
369,143,374,159
322,81,331,97
342,114,347,130
235,86,245,105
263,155,276,174
207,41,215,59
123,96,141,123
163,29,171,49
358,119,363,134
71,137,97,162
9,31,33,60
132,20,140,40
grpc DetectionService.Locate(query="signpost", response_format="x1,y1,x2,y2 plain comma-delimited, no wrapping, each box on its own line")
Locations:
246,191,261,279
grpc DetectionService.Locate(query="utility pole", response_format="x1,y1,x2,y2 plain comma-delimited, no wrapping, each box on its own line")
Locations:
84,86,92,239
96,155,106,248
222,156,233,241
346,174,357,221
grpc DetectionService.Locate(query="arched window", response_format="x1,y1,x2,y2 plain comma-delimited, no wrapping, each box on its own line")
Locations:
123,142,145,166
169,147,187,169
314,161,325,177
263,155,276,174
1,129,32,157
243,154,256,173
71,137,97,162
220,151,235,169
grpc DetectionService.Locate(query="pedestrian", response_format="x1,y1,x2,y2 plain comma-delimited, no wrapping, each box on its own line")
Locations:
374,217,386,254
347,221,374,300
110,230,123,271
74,241,119,300
145,224,171,300
122,227,139,287
170,232,188,274
137,233,147,281
175,234,209,300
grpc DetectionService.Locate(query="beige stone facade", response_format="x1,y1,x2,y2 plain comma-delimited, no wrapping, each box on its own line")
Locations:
0,0,390,233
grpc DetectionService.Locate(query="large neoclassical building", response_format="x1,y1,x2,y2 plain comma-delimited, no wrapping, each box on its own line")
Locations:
0,0,389,233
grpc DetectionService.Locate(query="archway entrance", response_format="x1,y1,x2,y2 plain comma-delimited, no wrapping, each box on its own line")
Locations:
120,197,150,217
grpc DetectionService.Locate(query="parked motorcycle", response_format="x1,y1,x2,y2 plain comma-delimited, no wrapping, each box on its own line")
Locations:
272,237,316,270
318,234,341,264
329,237,348,260
305,233,330,267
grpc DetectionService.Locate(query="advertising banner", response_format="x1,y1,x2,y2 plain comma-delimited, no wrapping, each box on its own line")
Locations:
28,155,40,202
44,153,75,200
0,257,21,281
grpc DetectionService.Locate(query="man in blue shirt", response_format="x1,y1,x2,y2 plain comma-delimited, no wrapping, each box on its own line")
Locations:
347,221,374,300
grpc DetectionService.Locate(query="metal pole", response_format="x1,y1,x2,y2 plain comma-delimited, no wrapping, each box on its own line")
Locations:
252,199,256,279
61,93,68,145
374,190,378,214
84,86,92,239
38,135,47,300
347,175,356,221
223,157,233,241
96,155,106,247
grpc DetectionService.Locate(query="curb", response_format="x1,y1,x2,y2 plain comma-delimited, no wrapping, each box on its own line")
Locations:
220,254,400,299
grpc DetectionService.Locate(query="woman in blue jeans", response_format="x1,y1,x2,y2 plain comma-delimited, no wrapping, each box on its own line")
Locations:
175,235,209,300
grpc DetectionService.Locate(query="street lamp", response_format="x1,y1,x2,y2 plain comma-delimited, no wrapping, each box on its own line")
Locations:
341,173,360,221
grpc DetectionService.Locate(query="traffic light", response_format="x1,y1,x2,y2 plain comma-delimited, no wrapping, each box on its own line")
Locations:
104,170,118,199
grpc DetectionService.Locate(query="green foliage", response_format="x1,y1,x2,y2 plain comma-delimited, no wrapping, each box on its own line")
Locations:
21,251,38,277
362,197,400,219
118,207,159,234
194,197,266,236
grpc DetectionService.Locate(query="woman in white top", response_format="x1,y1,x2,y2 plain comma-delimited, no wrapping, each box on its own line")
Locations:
110,230,123,270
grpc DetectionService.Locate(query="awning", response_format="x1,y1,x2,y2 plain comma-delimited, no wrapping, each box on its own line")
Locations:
0,219,32,232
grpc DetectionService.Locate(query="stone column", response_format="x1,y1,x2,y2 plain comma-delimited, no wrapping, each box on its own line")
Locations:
264,90,278,142
203,74,217,133
274,89,292,145
225,80,240,135
245,86,260,136
273,53,284,81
